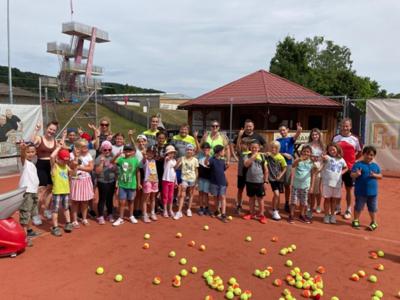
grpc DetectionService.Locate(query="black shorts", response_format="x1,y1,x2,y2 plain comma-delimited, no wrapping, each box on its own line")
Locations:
270,181,284,193
246,182,265,198
342,170,354,188
237,176,246,190
36,159,52,186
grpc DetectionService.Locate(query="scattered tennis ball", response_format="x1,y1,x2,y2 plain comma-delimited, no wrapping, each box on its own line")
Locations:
368,275,378,283
191,266,198,274
331,297,339,300
172,275,181,287
372,297,380,300
374,290,384,298
377,250,384,257
254,269,261,276
302,290,311,298
169,251,176,257
217,285,225,292
358,270,366,277
271,236,278,242
176,232,183,238
179,258,187,265
370,252,378,259
199,244,206,251
226,291,235,299
143,243,150,249
203,225,209,231
316,266,326,274
96,267,104,275
273,279,282,287
144,233,150,240
227,216,233,221
188,240,196,247
295,281,303,289
207,269,214,276
114,274,123,282
350,273,360,281
375,264,384,271
153,276,161,285
245,236,252,242
285,260,293,267
180,269,188,277
204,296,213,300
290,244,297,250
279,248,288,255
234,287,242,296
259,248,267,254
228,277,237,285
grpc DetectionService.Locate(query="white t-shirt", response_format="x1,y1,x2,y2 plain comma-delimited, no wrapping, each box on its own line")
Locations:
112,145,124,157
322,156,347,188
70,152,93,178
19,160,39,193
162,159,177,182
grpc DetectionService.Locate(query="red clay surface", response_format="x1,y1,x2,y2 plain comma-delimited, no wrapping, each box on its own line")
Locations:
0,165,399,300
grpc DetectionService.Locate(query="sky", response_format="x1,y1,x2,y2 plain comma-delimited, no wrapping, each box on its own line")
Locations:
0,0,399,97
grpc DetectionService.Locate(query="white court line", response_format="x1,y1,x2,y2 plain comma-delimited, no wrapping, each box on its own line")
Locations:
287,221,400,245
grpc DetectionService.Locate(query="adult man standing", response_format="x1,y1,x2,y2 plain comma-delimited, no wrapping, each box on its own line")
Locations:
235,119,266,151
142,115,160,147
276,122,302,213
333,118,361,219
0,114,12,142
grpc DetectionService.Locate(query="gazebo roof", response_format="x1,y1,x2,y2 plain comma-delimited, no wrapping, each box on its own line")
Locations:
179,69,342,108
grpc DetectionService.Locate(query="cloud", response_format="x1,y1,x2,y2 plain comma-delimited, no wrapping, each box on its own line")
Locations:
0,0,398,97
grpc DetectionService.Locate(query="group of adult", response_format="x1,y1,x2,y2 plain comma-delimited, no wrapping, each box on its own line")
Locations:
32,114,360,221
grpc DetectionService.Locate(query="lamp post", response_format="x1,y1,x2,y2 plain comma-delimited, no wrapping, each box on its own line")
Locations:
146,98,150,128
7,0,13,104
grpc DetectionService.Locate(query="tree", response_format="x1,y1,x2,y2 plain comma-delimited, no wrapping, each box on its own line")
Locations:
269,36,384,107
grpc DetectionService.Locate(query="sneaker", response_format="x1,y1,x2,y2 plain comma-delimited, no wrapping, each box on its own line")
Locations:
219,214,228,223
129,216,138,224
113,218,124,226
299,215,311,224
315,206,322,214
173,211,183,220
323,215,331,224
143,214,152,223
284,202,290,213
334,206,341,215
329,215,337,224
44,209,52,220
259,215,267,224
203,207,212,216
150,213,158,221
271,210,281,221
51,226,62,237
197,207,205,216
107,215,115,223
27,229,41,238
352,219,361,229
235,205,242,215
367,222,378,231
88,209,97,219
64,222,73,233
72,221,80,229
32,215,42,226
287,216,295,224
186,209,192,217
97,216,106,225
213,209,222,218
169,210,175,218
306,209,313,220
82,219,89,226
343,210,352,220
242,214,256,221
163,211,169,218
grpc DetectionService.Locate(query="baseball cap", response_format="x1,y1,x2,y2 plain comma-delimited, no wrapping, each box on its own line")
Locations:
100,140,112,150
186,144,195,151
58,149,70,161
123,144,135,151
136,134,147,141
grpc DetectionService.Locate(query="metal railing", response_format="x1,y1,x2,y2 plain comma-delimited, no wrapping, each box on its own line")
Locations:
62,22,110,42
62,61,103,75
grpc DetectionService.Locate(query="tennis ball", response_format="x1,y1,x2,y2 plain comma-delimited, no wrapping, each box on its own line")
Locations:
375,264,384,271
371,297,380,300
377,250,384,257
293,267,301,273
295,281,303,289
226,291,235,299
271,236,278,242
176,232,183,238
204,296,213,300
245,236,252,242
199,244,206,251
259,248,267,254
287,247,293,253
144,233,151,240
316,266,326,274
374,290,384,298
191,266,198,274
217,285,225,292
180,269,188,277
203,225,209,231
169,251,176,257
114,274,123,282
228,277,237,285
303,272,310,279
285,260,293,267
331,297,339,300
279,248,288,255
240,294,248,300
203,271,210,278
227,216,233,221
234,287,242,296
207,269,215,276
368,275,378,283
302,290,312,298
357,270,366,277
179,258,187,265
254,269,261,276
267,266,273,273
188,240,196,247
273,279,282,287
153,276,161,285
370,252,378,259
290,244,297,250
96,267,104,275
259,272,266,279
143,243,150,249
172,276,181,287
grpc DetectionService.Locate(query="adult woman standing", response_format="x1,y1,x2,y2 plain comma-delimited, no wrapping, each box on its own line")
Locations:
201,120,231,162
93,117,113,155
31,121,62,223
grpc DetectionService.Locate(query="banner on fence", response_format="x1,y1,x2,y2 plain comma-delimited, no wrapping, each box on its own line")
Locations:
365,99,400,172
0,104,43,158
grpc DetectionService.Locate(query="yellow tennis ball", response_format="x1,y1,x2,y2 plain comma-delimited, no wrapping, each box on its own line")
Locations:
114,274,123,282
96,267,104,275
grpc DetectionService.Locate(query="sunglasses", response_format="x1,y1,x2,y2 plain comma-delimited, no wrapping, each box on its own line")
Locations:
100,123,109,127
211,125,219,128
102,148,112,152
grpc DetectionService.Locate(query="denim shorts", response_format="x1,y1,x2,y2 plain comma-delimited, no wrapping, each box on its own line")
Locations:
181,180,196,188
198,178,210,193
52,194,70,213
118,187,136,201
209,184,227,197
354,195,377,213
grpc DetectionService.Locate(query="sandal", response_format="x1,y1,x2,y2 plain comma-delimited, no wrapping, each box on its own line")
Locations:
367,222,378,231
352,219,360,230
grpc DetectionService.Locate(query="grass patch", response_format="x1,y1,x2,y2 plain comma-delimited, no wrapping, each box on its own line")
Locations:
125,105,188,126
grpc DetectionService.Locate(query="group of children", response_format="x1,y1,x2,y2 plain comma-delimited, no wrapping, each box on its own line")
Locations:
17,120,383,245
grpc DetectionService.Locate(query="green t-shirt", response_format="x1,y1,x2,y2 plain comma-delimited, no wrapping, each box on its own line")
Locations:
116,156,140,189
293,159,314,189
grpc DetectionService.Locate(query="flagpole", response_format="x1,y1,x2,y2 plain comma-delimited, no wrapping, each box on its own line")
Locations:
7,0,13,104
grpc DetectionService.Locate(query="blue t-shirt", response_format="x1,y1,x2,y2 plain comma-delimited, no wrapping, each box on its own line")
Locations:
209,157,227,186
277,136,295,165
352,161,381,196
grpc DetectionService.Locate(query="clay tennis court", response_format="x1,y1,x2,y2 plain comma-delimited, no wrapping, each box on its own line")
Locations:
0,165,399,299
